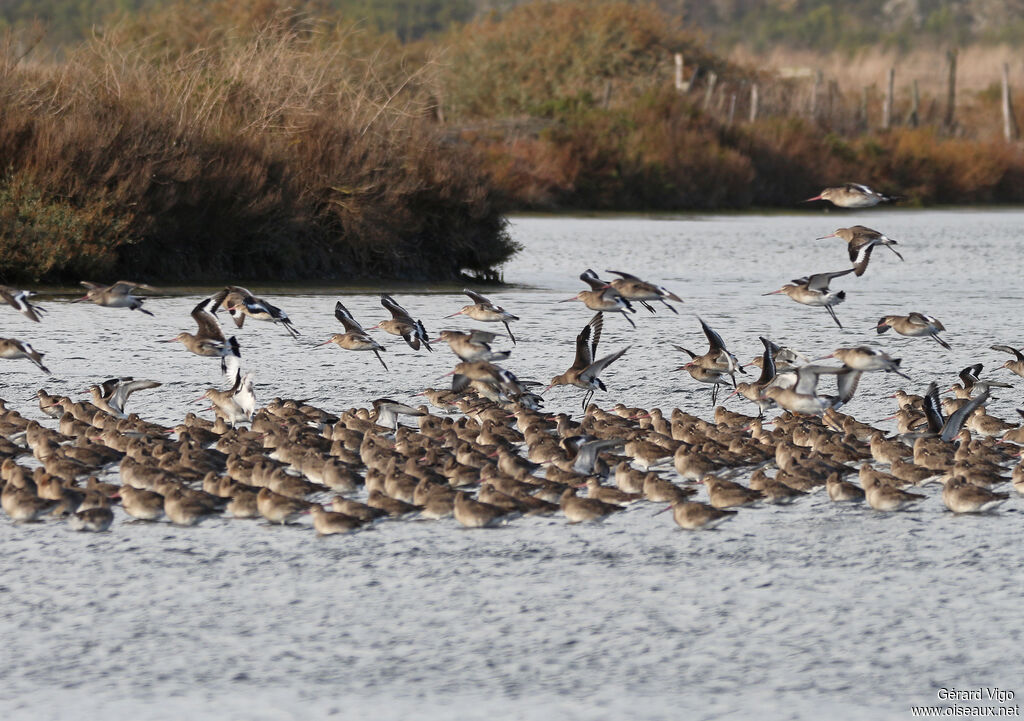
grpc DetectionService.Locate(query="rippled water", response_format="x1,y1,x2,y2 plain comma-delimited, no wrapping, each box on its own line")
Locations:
3,209,1024,720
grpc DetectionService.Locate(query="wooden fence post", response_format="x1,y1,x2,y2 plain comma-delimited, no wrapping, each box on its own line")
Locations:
675,53,686,91
749,83,759,123
944,49,957,130
882,67,895,129
811,69,822,118
703,71,718,111
727,92,737,126
1002,63,1019,141
827,79,838,130
906,79,919,128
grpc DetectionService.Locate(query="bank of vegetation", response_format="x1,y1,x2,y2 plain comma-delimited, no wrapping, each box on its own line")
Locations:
0,3,513,283
1,1,1023,283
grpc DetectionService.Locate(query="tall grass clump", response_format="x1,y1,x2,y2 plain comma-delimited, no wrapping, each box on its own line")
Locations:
0,169,133,280
0,2,516,284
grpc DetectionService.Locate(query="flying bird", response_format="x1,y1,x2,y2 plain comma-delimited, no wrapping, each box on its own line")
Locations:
729,336,781,415
0,285,46,322
921,381,991,442
604,270,683,314
370,398,426,432
212,286,299,338
319,301,388,370
434,329,509,363
876,313,950,350
815,226,905,276
159,297,241,374
743,337,807,372
88,377,162,416
803,183,901,208
675,318,746,404
198,369,256,426
559,269,637,328
763,268,854,328
0,338,50,373
447,290,519,344
761,364,863,415
823,346,910,380
375,294,432,351
448,360,524,401
990,344,1024,378
74,280,158,315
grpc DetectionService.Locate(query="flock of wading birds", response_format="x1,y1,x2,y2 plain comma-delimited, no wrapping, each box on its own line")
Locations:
2,183,1024,535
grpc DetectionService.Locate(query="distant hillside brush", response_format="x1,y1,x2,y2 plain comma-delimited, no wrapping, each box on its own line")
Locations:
442,1,735,120
436,2,1024,210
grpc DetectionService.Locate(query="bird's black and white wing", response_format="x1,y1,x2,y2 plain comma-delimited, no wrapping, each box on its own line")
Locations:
922,382,945,434
699,317,728,354
991,344,1024,362
381,294,412,322
580,347,629,385
941,388,990,442
756,337,778,386
605,270,643,282
571,314,601,371
832,369,863,408
793,364,841,395
806,268,855,291
0,286,45,322
850,241,876,277
958,364,983,389
109,379,162,414
192,298,226,342
579,269,607,291
463,289,493,306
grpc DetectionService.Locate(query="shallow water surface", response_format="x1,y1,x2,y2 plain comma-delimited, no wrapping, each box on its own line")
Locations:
2,209,1023,720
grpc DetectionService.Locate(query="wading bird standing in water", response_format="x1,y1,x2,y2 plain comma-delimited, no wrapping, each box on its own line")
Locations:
198,369,256,426
675,318,746,405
